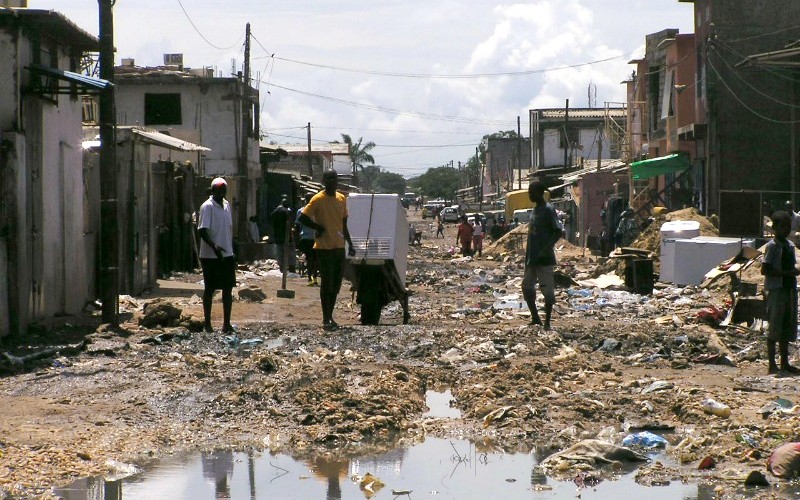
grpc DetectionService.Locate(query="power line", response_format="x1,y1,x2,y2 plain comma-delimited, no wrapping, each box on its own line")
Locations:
714,48,800,109
265,125,485,135
724,23,800,43
252,54,623,79
707,59,800,124
310,126,484,135
714,39,799,83
264,131,481,149
263,80,514,126
174,0,244,51
376,140,481,148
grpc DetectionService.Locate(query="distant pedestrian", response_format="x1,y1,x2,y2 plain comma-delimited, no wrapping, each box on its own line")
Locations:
197,177,235,333
762,210,800,375
295,194,318,286
248,215,261,243
471,217,484,257
522,181,563,330
271,197,295,274
298,171,356,330
436,219,444,239
615,209,639,247
455,215,473,256
490,219,502,241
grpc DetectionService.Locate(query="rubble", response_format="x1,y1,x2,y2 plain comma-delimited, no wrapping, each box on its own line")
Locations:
0,209,797,498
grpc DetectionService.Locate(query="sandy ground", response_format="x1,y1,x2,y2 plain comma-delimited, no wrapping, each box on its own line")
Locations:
0,209,797,498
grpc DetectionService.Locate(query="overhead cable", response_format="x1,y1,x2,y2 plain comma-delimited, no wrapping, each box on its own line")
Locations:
263,80,515,126
251,54,623,79
707,59,800,124
175,0,244,51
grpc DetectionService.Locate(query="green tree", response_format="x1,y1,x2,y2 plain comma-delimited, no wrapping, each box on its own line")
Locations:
408,166,460,201
358,165,381,192
374,171,406,195
341,134,376,183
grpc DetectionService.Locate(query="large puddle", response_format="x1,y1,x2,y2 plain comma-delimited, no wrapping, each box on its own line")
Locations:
53,437,721,499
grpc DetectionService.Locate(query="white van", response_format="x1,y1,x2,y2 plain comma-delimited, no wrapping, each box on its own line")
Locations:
512,208,534,225
441,206,460,223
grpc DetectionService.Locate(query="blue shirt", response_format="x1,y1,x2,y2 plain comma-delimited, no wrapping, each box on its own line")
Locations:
525,202,561,266
295,207,315,240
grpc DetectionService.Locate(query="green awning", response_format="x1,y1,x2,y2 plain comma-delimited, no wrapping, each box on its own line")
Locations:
630,154,690,180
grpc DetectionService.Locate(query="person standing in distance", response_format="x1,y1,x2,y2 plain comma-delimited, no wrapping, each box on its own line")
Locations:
522,180,563,330
298,171,356,330
197,177,235,333
295,194,319,286
762,210,800,375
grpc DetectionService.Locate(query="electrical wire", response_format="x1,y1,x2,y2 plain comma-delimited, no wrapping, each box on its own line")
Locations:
714,48,800,108
714,38,799,83
250,54,623,79
639,51,694,76
175,0,244,51
264,131,481,149
707,59,800,124
724,23,800,43
263,80,515,126
308,126,482,135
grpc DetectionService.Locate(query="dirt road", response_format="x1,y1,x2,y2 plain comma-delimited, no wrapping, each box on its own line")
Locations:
0,210,797,498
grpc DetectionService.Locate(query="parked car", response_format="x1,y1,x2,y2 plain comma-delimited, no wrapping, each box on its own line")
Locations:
441,206,460,223
421,204,439,219
512,208,534,226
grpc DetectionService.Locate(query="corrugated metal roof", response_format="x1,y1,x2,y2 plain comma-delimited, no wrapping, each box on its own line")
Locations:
0,9,99,51
131,128,210,151
560,159,629,183
28,64,111,90
540,109,627,119
83,128,211,151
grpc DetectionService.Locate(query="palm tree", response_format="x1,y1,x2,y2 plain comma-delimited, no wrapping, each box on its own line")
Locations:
341,134,376,184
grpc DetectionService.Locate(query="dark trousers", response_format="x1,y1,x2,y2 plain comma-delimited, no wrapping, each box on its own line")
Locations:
316,248,345,322
299,238,317,279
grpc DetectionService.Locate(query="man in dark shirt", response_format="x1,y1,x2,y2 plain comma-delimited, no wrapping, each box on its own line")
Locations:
271,197,295,273
522,181,563,329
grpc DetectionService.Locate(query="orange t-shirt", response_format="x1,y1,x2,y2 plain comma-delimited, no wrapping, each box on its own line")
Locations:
303,190,348,249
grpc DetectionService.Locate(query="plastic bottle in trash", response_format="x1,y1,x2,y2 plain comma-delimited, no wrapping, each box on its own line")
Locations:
701,398,731,418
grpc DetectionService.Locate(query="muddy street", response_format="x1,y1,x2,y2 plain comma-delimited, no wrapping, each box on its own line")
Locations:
1,210,799,499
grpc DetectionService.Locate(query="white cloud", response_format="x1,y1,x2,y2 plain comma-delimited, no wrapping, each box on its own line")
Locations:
36,0,694,177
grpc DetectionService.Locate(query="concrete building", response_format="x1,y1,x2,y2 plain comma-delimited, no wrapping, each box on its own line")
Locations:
679,0,800,227
112,58,260,238
484,137,531,195
262,142,351,181
625,29,699,211
83,127,209,295
0,8,102,336
529,107,627,174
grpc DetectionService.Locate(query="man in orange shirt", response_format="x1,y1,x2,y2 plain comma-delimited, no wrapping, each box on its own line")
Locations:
298,171,356,330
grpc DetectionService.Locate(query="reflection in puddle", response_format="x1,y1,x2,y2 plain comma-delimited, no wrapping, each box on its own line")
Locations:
54,438,714,500
423,389,461,419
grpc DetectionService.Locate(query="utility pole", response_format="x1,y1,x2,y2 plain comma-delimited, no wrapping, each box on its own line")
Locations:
477,147,484,212
596,123,603,172
306,122,313,177
238,22,251,239
458,161,462,189
563,98,570,168
517,115,522,190
98,0,117,324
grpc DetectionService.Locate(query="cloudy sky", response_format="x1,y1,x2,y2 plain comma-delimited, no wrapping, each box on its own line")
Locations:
36,0,693,177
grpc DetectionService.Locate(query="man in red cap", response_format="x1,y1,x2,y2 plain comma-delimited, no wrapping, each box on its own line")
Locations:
197,177,235,333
